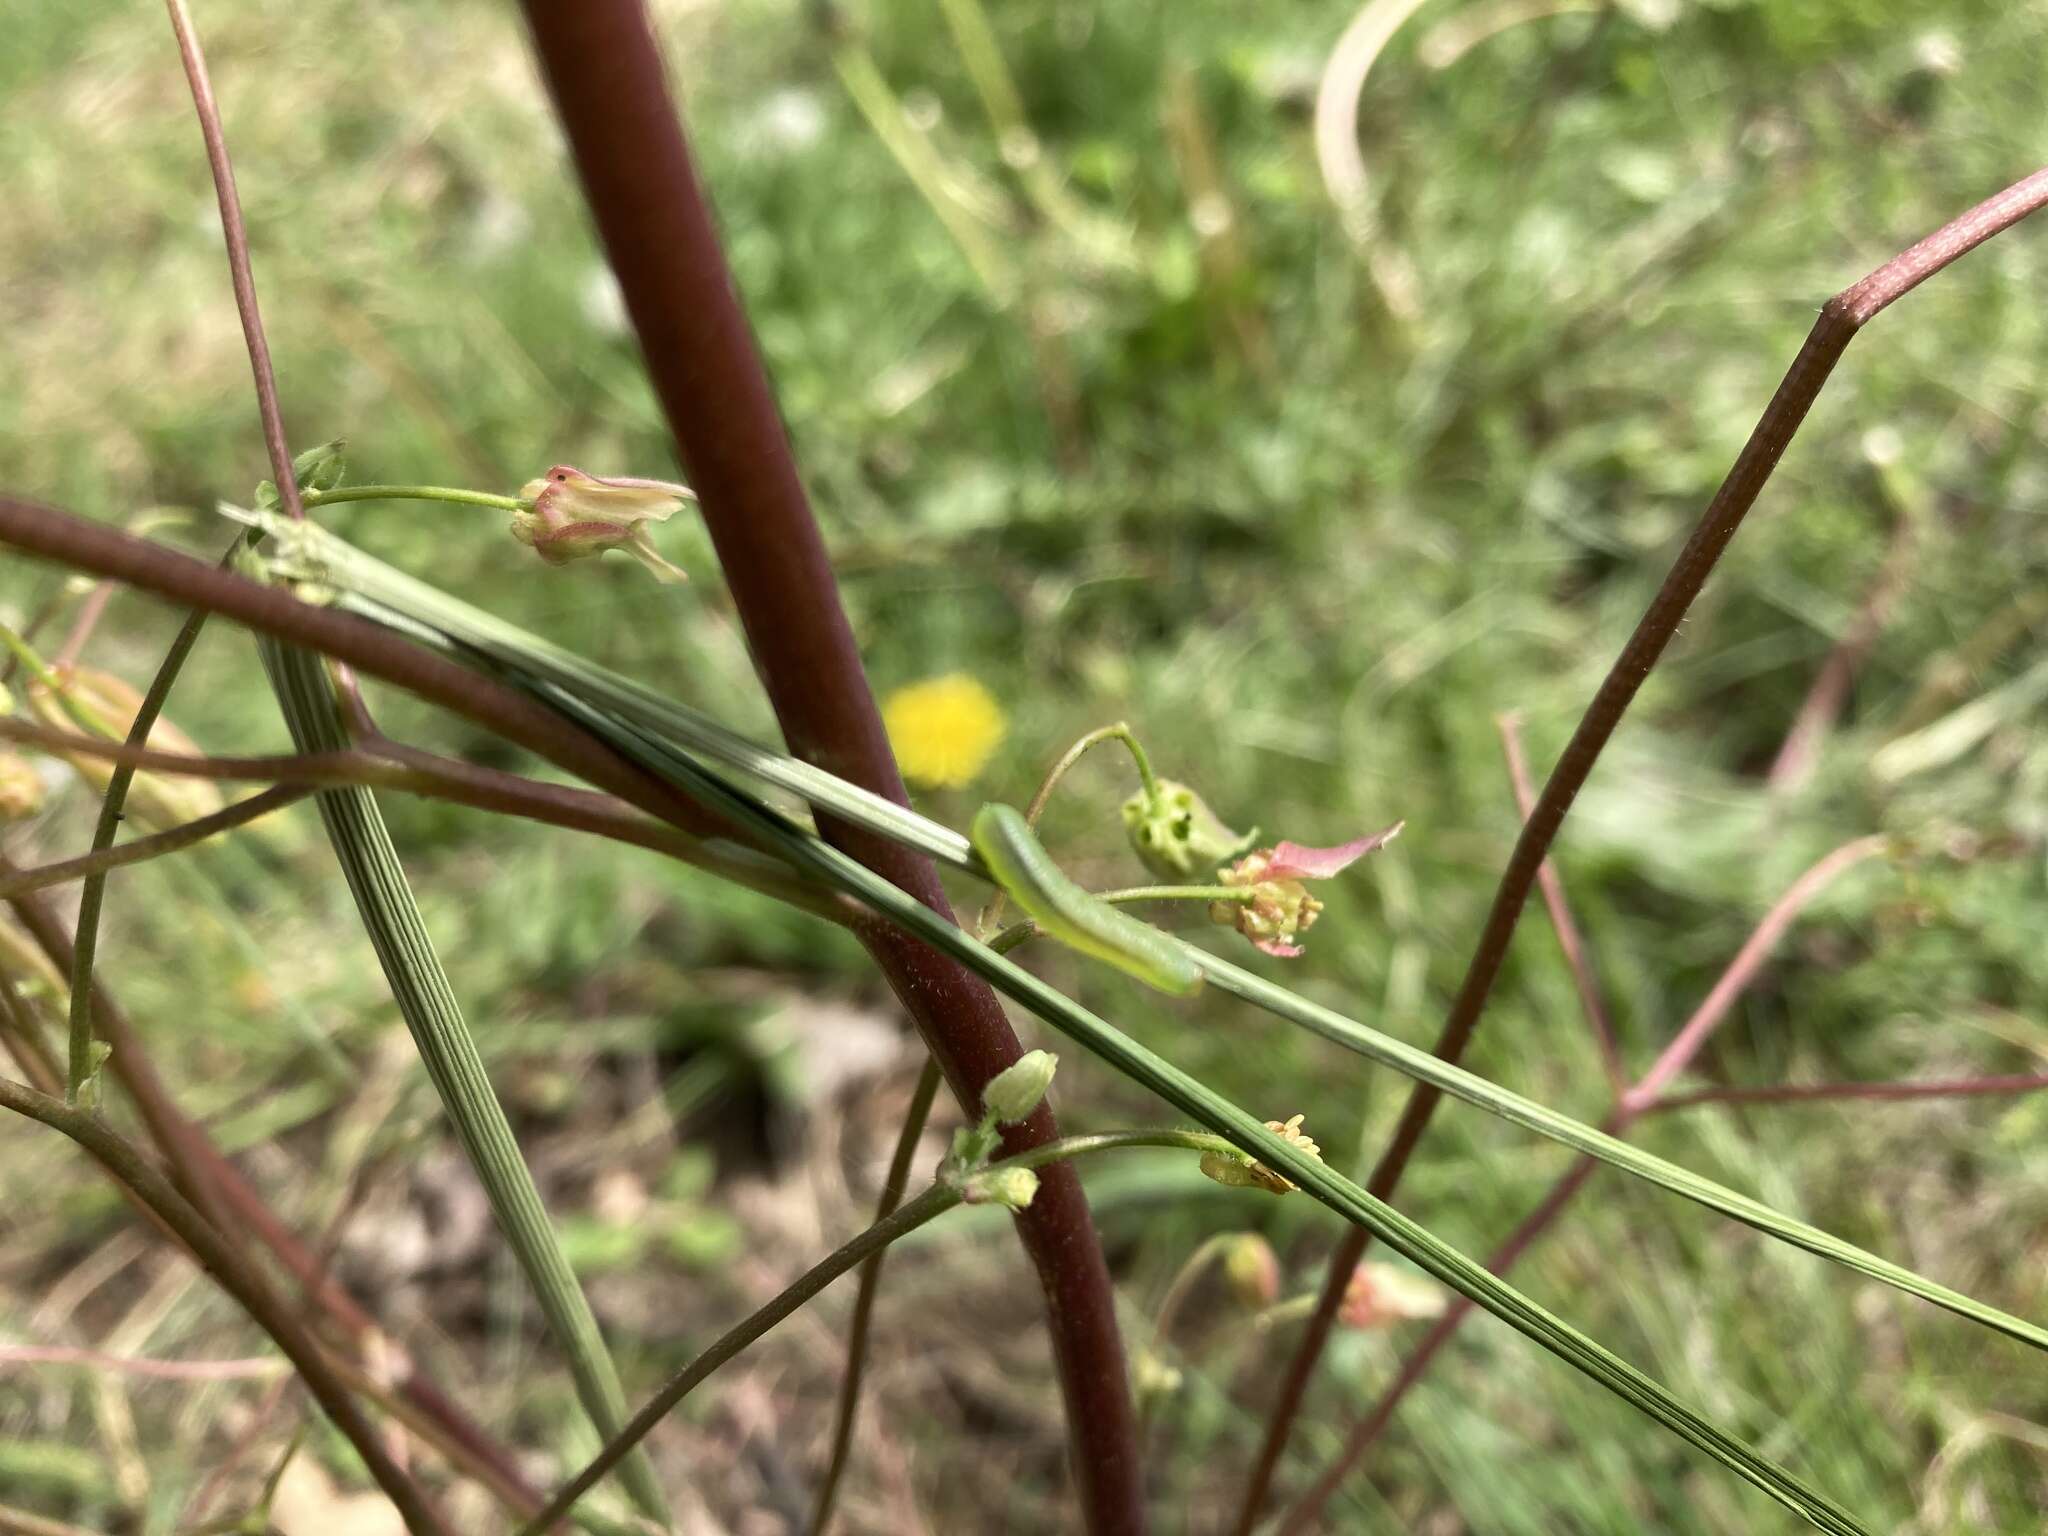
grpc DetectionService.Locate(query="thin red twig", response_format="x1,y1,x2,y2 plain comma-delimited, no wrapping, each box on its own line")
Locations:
1232,166,2048,1532
163,0,302,521
0,875,542,1522
0,785,312,899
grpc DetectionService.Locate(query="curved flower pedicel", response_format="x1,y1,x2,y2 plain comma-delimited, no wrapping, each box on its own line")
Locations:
511,465,694,583
1211,823,1405,956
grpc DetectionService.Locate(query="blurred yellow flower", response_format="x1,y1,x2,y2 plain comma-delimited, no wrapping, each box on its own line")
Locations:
883,674,1007,789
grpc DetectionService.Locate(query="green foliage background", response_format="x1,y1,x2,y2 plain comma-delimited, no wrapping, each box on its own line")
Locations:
0,0,2044,1530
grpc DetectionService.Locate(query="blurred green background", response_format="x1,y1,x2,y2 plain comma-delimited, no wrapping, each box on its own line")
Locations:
1,0,2046,1531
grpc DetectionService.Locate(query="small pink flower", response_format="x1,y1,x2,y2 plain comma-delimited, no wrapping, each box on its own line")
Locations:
1211,823,1403,956
511,465,694,583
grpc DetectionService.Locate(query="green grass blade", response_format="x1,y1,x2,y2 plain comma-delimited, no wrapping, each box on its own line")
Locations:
260,638,671,1528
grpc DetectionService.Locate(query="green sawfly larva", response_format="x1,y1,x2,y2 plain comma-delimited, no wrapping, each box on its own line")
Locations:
972,802,1205,996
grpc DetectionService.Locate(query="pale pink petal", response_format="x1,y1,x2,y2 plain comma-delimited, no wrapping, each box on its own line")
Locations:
1263,821,1404,882
1253,937,1306,958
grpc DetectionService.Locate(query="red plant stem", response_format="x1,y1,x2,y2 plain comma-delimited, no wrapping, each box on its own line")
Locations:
1646,1073,2048,1114
1498,713,1624,1093
0,714,846,918
163,0,302,522
1231,166,2048,1533
0,784,312,898
517,5,1144,1530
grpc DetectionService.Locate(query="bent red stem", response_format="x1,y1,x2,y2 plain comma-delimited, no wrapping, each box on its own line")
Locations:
1234,167,2048,1532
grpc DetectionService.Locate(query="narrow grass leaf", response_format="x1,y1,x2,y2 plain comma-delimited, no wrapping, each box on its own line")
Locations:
260,637,671,1528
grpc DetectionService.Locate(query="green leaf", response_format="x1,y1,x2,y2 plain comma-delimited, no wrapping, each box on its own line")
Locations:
260,638,671,1529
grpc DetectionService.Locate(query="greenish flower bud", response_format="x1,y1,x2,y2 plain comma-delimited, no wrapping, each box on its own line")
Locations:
982,1049,1057,1124
962,1166,1040,1211
292,438,348,493
255,438,347,510
1120,779,1257,880
1221,1232,1281,1308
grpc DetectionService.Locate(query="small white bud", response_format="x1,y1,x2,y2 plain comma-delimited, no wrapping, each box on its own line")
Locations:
982,1050,1057,1124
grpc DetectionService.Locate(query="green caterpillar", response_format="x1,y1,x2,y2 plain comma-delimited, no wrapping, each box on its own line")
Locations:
971,802,1205,997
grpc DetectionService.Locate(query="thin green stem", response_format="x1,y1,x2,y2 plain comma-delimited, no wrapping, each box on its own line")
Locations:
1106,883,1244,904
528,1129,1238,1535
64,595,216,1102
1057,723,1159,810
263,642,669,1524
806,1055,944,1536
305,485,525,514
980,722,1163,934
1149,1232,1236,1359
0,621,64,694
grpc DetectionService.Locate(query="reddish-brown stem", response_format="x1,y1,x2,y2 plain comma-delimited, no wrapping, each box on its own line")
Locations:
517,5,1143,1529
162,0,302,522
1497,712,1624,1093
1280,1150,1606,1526
1232,167,2048,1533
1285,1065,2048,1528
1645,1073,2048,1114
0,497,742,847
